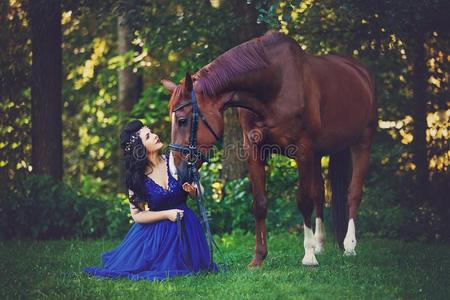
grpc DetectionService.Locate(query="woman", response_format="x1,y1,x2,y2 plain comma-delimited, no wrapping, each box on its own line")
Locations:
83,120,217,281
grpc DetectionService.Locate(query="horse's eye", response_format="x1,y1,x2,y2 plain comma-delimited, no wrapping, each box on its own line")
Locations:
177,118,188,127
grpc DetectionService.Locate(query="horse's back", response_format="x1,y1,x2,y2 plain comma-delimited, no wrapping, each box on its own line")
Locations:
301,53,377,150
308,53,376,115
321,54,374,93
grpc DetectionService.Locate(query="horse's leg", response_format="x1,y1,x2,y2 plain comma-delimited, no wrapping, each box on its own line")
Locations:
247,152,268,268
344,126,374,256
313,156,326,254
296,146,321,266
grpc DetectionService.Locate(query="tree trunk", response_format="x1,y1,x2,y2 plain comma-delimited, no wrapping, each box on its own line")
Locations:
117,14,142,189
29,0,63,181
411,33,429,202
221,1,267,183
118,14,142,112
222,108,248,182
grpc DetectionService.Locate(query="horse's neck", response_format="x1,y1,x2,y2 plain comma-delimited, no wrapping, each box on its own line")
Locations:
222,91,269,120
221,69,275,118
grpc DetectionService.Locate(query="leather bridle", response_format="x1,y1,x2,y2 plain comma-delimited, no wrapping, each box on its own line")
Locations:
168,89,226,271
169,90,222,166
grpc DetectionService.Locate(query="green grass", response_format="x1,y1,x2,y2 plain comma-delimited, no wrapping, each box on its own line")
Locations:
1,231,449,299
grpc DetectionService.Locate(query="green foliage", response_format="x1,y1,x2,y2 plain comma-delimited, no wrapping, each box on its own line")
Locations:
130,84,172,143
0,1,32,183
61,7,121,195
266,155,299,231
191,152,253,233
0,175,130,240
198,153,300,234
119,0,240,68
356,133,413,239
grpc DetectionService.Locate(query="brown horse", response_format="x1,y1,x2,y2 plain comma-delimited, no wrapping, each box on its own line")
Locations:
162,30,377,267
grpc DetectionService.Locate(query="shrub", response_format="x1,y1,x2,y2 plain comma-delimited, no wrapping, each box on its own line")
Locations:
0,174,129,240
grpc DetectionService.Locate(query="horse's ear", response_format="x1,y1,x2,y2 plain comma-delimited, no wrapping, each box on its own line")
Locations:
184,72,193,92
161,79,177,94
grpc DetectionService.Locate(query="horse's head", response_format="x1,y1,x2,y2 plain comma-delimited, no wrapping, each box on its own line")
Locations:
162,73,233,182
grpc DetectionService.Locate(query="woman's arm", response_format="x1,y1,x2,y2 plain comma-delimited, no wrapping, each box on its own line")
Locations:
129,203,170,224
128,189,183,224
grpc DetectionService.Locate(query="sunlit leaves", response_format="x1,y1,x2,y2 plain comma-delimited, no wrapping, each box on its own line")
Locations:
67,37,108,89
0,0,31,181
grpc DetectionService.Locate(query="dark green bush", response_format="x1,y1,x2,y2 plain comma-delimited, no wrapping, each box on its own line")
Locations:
0,174,129,240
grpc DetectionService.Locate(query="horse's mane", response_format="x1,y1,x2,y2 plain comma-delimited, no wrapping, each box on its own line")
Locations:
194,30,286,96
169,30,286,111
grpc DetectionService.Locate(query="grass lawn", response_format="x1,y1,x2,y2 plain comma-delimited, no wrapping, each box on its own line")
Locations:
1,230,449,299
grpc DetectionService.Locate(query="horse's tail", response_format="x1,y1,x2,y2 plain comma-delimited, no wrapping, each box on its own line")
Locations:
329,149,352,248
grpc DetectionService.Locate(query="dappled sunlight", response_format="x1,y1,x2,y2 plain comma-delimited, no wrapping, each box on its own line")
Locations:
211,181,223,202
67,38,108,89
378,109,449,172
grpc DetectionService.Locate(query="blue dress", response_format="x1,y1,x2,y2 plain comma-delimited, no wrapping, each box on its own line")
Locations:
83,155,217,281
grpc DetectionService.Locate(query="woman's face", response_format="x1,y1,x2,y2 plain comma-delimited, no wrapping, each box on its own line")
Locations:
138,126,163,154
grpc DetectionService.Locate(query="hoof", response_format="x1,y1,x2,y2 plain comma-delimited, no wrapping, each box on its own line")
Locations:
247,257,264,268
343,249,356,256
302,253,319,266
343,239,357,256
303,223,320,266
343,219,357,257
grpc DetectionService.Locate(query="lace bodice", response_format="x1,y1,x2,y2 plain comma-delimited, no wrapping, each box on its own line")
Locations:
144,155,187,211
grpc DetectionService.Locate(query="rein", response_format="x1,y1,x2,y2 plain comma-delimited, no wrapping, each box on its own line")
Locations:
169,90,223,272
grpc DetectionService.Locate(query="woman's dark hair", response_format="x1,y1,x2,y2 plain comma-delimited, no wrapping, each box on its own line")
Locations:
119,120,150,207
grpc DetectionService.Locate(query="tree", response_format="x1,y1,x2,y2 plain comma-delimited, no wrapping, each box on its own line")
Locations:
117,14,142,113
28,0,63,181
117,13,143,187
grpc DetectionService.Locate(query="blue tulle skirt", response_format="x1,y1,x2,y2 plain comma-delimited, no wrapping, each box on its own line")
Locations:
83,204,217,281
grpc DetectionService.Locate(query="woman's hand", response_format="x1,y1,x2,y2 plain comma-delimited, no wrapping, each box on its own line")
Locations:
182,182,197,197
166,209,184,222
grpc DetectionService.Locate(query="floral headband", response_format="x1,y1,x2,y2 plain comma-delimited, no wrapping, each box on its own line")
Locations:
124,132,139,153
